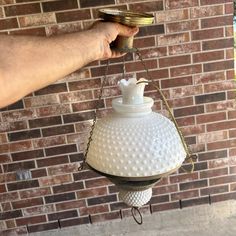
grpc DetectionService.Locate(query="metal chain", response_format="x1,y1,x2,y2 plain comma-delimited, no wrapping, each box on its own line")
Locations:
78,60,110,171
135,48,196,173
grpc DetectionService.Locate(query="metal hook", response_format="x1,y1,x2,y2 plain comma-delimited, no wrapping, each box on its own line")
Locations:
131,207,143,225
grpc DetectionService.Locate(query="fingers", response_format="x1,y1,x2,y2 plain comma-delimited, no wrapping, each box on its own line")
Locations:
115,23,139,37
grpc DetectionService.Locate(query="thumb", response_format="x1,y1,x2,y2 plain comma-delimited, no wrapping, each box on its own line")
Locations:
116,24,139,37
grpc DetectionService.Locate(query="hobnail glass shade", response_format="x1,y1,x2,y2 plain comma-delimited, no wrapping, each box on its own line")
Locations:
86,78,186,178
86,78,186,207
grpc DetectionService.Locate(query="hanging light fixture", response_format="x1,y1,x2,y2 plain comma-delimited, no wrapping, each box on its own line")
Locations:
79,9,196,224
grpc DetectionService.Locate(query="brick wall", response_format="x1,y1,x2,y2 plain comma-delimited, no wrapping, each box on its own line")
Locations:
0,0,235,235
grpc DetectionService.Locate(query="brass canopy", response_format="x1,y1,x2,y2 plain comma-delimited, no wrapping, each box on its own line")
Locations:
98,8,154,27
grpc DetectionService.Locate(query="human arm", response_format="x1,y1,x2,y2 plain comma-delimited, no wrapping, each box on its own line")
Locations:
0,22,138,108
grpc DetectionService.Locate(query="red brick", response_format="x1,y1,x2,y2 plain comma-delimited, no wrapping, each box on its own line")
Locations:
174,105,204,117
198,150,227,161
181,196,209,208
193,50,224,64
204,81,235,93
4,3,41,16
191,5,223,18
42,0,78,12
207,139,236,151
0,141,32,154
68,78,101,91
170,64,202,77
207,120,236,132
170,172,198,184
171,189,199,201
194,72,225,85
209,175,236,186
203,38,233,51
229,129,236,138
39,174,72,187
45,192,76,204
153,184,178,195
19,13,56,28
28,222,59,233
162,76,193,90
169,42,201,55
59,91,93,103
59,216,90,227
23,204,55,217
19,187,51,199
76,187,107,199
56,9,91,23
28,168,47,179
7,180,39,191
72,100,104,112
125,59,157,72
45,144,77,156
200,167,228,179
137,47,167,59
206,100,236,112
80,205,109,216
209,158,229,169
200,0,232,5
166,0,199,9
9,27,46,36
167,20,199,33
0,184,6,193
225,2,234,14
37,155,69,168
201,15,232,28
196,92,226,104
0,154,11,164
0,121,27,132
56,199,86,211
48,209,78,221
48,163,78,176
0,210,22,220
0,192,19,203
201,185,229,196
158,32,190,46
46,21,82,36
0,0,14,4
0,173,16,184
12,197,43,209
137,68,169,80
196,112,226,124
176,116,195,127
204,60,234,73
87,194,117,206
53,181,83,194
197,130,228,144
63,111,94,124
169,97,194,108
182,124,205,136
129,1,163,12
137,24,165,37
85,177,112,188
133,36,155,48
2,109,36,122
156,9,189,22
159,55,191,68
225,25,234,37
180,179,207,191
33,136,66,149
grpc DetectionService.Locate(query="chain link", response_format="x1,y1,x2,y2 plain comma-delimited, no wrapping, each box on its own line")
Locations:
78,60,110,171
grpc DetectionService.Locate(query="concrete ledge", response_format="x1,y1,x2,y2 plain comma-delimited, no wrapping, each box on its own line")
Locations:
31,200,236,236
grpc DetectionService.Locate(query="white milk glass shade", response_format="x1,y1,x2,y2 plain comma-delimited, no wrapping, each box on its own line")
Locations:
86,78,186,207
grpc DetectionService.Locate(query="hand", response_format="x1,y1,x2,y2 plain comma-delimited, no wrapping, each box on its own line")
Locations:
90,21,139,60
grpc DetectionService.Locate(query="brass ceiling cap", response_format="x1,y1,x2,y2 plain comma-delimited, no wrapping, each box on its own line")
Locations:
99,8,154,27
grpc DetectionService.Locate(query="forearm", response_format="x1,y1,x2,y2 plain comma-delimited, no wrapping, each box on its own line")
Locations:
0,30,101,108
